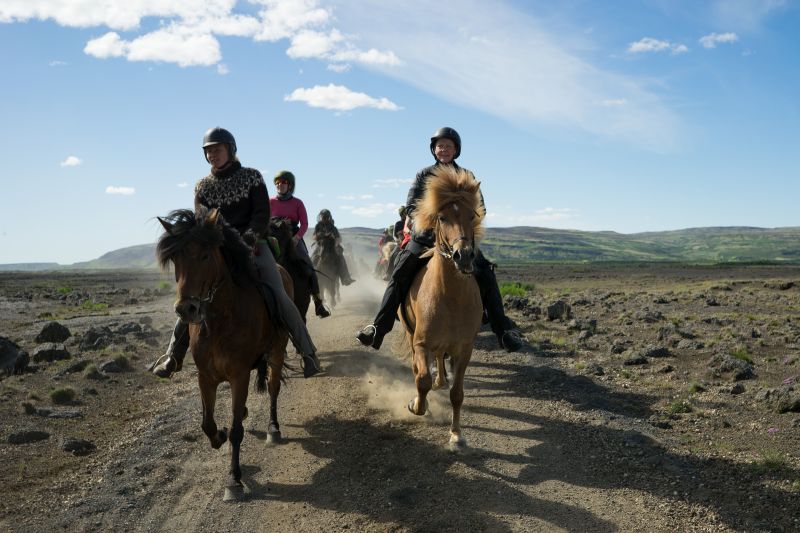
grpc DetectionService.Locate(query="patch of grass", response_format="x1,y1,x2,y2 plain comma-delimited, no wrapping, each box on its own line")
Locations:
752,451,787,474
156,280,172,293
688,381,706,393
730,345,753,363
792,479,800,492
81,300,108,312
620,369,632,379
114,355,131,370
499,281,535,298
574,362,586,370
550,336,567,346
27,392,42,401
50,387,76,405
667,398,693,415
56,286,73,295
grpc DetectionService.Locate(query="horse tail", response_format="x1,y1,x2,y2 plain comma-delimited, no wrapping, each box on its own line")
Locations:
255,355,267,394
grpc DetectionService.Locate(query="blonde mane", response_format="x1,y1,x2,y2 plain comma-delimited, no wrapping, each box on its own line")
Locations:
413,166,485,242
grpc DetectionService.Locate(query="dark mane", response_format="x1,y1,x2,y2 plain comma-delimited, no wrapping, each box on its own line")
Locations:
156,208,258,287
269,217,302,266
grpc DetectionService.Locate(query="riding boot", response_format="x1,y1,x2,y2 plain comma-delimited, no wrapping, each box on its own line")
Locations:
148,318,189,378
337,251,355,286
474,251,524,352
254,241,322,377
357,246,425,350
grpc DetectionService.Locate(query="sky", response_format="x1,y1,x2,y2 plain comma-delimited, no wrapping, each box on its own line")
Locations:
1,0,799,264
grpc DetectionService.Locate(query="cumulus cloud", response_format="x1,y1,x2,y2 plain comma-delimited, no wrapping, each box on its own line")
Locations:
628,37,689,55
60,155,82,167
699,32,739,49
1,0,398,70
48,60,68,66
177,182,189,188
106,186,135,195
285,83,401,111
486,207,578,226
337,194,374,200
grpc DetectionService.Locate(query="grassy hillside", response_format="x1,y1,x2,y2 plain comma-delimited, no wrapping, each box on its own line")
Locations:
3,226,800,271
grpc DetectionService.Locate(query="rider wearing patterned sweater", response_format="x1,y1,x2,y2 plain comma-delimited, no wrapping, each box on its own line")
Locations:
270,170,331,318
149,127,323,379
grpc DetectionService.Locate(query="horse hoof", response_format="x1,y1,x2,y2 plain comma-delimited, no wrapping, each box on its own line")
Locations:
211,429,228,449
407,399,428,416
266,430,282,445
223,482,248,502
449,436,466,452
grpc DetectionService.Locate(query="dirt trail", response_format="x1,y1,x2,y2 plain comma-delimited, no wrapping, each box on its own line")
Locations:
3,271,799,532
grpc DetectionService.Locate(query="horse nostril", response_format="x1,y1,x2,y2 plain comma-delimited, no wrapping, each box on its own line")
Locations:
453,249,462,262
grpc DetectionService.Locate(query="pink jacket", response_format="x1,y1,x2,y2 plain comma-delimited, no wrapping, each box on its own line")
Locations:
269,196,309,238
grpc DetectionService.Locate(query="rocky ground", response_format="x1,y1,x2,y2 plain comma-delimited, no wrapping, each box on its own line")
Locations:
0,264,799,532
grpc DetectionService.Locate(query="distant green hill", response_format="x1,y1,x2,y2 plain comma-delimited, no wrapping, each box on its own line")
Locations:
3,226,800,271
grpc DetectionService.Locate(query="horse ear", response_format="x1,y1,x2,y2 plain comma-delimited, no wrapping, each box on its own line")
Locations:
207,208,220,226
158,217,174,234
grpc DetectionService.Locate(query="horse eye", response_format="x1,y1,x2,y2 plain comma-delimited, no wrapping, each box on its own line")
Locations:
437,215,447,223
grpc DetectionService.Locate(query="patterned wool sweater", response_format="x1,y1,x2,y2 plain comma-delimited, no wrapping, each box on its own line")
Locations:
194,162,270,238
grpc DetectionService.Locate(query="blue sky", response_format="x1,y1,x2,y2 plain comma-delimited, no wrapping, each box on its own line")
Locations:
1,0,798,264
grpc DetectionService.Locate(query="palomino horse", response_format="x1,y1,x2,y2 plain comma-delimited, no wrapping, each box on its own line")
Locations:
157,208,289,500
269,217,311,322
376,240,398,281
400,166,485,451
312,231,340,308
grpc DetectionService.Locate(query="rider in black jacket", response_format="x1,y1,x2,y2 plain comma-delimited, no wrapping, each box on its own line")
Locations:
356,127,524,352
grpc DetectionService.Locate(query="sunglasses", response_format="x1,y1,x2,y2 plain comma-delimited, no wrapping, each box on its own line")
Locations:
276,179,289,184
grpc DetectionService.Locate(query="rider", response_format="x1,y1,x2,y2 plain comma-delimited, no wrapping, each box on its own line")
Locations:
270,170,331,318
312,209,356,286
149,127,323,379
356,127,524,352
393,206,407,243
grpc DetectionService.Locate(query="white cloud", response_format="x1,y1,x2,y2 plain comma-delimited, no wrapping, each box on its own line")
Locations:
285,83,401,111
339,202,399,218
329,1,682,151
49,60,68,67
177,182,189,188
60,155,82,167
628,37,688,55
327,62,350,73
2,0,397,70
371,178,414,189
217,63,229,75
699,32,739,49
106,186,135,195
487,207,579,226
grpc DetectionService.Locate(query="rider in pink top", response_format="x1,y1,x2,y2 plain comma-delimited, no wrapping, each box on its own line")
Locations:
270,170,331,318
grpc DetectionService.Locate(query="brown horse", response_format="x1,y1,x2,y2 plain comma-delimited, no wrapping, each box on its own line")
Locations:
400,166,485,451
269,217,311,322
157,208,289,500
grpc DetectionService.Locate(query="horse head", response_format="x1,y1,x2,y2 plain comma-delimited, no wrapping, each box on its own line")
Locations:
413,166,485,275
157,208,255,323
269,217,297,264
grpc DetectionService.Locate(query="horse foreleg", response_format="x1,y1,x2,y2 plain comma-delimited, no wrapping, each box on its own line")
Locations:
199,374,227,449
266,349,285,445
448,349,472,452
408,342,431,416
225,371,250,497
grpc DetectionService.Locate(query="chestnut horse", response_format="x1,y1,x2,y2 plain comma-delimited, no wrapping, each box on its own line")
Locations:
157,208,289,501
400,166,485,451
269,217,312,321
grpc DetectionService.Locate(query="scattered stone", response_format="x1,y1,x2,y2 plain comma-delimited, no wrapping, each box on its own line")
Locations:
578,330,593,341
636,310,663,323
648,415,672,429
79,327,113,351
610,341,628,354
751,328,762,339
8,430,50,444
708,354,756,381
706,298,720,307
100,360,124,373
0,336,29,376
53,359,90,379
567,319,597,333
676,339,705,350
32,343,70,363
624,355,648,366
729,383,746,395
584,362,604,375
642,345,671,358
84,367,108,380
35,322,71,343
115,322,142,335
657,365,674,373
547,300,571,321
61,437,96,456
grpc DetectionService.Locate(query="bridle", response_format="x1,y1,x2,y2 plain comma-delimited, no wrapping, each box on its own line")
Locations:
434,202,478,260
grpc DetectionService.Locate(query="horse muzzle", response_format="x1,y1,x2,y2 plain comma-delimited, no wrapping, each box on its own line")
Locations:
175,297,205,324
452,246,476,275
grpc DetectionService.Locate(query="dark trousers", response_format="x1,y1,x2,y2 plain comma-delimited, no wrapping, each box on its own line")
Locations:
372,240,511,341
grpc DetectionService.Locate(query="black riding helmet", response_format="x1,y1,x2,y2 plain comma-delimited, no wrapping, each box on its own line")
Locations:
317,209,333,224
203,127,237,163
274,170,296,193
429,126,461,160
